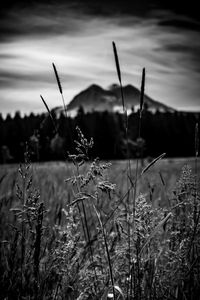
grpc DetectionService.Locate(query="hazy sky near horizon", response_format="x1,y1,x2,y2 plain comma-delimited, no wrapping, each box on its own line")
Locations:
0,1,200,116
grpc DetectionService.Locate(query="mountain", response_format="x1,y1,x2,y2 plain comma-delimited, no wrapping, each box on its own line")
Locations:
57,84,176,116
67,84,116,113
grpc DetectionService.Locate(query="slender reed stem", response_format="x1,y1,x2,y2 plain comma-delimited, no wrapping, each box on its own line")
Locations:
194,123,199,222
188,123,199,257
112,41,132,298
133,68,145,216
34,203,44,300
74,162,98,294
130,68,145,298
93,204,116,300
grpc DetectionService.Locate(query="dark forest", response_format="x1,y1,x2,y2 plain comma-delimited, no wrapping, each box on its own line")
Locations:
1,106,199,163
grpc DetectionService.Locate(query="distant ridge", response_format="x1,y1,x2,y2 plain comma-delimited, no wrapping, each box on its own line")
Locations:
54,84,176,116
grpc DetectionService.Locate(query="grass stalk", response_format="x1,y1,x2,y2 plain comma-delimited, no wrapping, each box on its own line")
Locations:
159,171,171,207
52,62,67,117
130,68,145,298
188,123,199,258
112,41,132,298
93,204,116,300
40,95,58,134
141,153,166,175
194,122,199,222
73,161,98,295
112,41,125,112
34,202,44,299
133,68,145,213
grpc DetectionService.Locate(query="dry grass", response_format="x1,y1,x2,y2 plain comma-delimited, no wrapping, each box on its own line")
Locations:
0,151,200,300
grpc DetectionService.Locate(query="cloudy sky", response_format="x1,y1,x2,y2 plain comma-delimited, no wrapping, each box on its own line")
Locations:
0,0,200,116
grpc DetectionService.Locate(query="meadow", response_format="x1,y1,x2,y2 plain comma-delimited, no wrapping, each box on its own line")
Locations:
0,157,199,211
0,152,199,299
0,42,200,300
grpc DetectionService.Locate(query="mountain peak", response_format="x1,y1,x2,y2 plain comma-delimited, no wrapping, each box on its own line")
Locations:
88,84,103,90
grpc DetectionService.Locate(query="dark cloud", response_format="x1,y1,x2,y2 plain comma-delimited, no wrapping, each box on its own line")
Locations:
153,26,200,72
0,53,20,59
0,7,86,41
159,18,200,31
0,0,151,17
1,0,200,18
0,70,51,87
0,70,89,88
1,0,200,42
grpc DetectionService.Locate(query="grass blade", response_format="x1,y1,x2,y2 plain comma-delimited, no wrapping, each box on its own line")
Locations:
140,68,145,118
93,204,116,300
52,62,67,117
141,152,166,175
52,62,63,95
195,123,199,157
112,41,121,84
40,95,57,133
0,173,7,185
159,171,165,186
112,41,125,111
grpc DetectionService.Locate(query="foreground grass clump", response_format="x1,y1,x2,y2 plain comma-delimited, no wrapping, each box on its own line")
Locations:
0,129,199,300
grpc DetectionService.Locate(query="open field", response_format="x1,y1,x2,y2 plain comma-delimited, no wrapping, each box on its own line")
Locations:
1,157,199,208
1,157,199,240
0,152,200,299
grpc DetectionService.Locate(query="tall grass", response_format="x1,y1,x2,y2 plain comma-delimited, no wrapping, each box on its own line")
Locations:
0,135,199,300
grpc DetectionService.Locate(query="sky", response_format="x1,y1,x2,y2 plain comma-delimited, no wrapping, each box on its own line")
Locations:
0,0,200,116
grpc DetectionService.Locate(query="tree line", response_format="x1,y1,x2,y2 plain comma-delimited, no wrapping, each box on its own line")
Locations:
0,107,199,163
